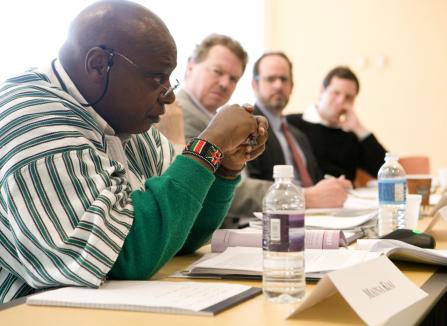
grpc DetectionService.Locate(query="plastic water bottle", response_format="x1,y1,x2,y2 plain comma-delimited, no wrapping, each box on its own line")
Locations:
262,165,305,303
378,153,407,236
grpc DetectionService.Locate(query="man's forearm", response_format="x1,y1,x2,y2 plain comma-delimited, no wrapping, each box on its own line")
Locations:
109,155,215,279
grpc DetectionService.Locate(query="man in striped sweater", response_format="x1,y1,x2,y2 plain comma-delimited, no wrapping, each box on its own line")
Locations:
0,0,268,303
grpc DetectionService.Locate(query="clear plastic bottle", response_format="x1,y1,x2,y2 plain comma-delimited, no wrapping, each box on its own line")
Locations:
378,153,407,237
262,165,305,303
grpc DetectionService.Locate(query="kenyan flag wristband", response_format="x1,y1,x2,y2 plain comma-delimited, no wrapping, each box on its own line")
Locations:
183,138,224,172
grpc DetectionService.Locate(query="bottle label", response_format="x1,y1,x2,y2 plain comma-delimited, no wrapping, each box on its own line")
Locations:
378,178,407,204
262,212,305,252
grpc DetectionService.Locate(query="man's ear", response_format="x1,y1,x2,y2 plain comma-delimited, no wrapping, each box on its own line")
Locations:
251,79,258,91
318,84,326,102
319,84,325,95
85,47,111,83
185,58,194,80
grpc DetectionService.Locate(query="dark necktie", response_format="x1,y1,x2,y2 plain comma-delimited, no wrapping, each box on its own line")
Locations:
280,121,313,187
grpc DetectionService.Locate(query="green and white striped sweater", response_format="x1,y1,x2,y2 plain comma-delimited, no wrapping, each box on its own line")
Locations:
0,61,238,303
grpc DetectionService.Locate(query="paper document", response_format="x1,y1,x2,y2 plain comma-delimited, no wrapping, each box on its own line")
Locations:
305,210,377,230
26,281,261,316
253,209,377,230
349,187,378,200
430,193,441,206
305,192,378,215
180,247,380,280
357,239,447,265
181,238,447,281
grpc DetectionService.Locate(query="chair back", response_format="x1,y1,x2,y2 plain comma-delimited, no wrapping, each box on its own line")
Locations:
354,168,375,188
399,156,430,174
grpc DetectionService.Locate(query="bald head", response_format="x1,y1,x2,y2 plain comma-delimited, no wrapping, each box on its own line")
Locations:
58,0,178,134
60,0,175,67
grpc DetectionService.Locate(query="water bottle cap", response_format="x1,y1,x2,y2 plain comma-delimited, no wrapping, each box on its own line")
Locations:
273,165,294,178
385,152,399,162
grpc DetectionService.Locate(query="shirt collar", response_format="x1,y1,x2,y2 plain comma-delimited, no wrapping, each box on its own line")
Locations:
255,101,285,132
184,87,215,119
302,104,333,127
52,59,125,139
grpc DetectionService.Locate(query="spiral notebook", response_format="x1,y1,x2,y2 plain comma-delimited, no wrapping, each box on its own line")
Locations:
26,280,261,316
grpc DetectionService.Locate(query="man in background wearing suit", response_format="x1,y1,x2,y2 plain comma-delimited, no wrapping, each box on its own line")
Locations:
247,52,351,206
168,37,350,217
287,66,386,182
175,34,272,222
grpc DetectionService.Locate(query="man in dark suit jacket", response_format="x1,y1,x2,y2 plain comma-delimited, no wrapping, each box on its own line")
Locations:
250,104,322,183
286,66,386,182
247,52,351,205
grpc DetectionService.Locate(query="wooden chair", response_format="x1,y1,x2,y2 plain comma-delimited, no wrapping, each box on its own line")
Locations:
399,156,430,174
354,168,375,188
354,155,430,188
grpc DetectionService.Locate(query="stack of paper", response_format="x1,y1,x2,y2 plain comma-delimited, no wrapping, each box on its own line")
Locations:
180,239,447,281
252,209,377,230
27,281,261,316
357,239,447,265
305,210,377,230
180,247,380,280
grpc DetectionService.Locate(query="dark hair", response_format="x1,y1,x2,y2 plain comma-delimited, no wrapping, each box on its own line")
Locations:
322,66,360,94
190,33,248,72
252,52,293,82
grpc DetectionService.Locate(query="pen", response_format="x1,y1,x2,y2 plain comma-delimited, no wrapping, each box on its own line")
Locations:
324,174,357,195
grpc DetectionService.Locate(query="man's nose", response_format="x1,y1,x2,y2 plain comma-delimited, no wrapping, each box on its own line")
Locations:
336,95,346,104
218,75,230,90
272,78,286,90
160,91,176,104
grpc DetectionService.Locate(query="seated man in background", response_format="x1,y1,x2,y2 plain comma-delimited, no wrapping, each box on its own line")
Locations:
287,66,386,182
173,34,273,221
246,52,351,207
166,37,350,220
0,0,268,303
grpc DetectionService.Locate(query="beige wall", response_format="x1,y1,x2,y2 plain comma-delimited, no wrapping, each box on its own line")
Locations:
264,0,447,173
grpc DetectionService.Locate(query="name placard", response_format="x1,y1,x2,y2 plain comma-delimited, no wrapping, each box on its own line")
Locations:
287,256,427,325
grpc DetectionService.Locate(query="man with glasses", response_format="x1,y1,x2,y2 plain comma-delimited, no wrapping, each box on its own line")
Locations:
170,40,351,220
247,52,351,207
0,0,268,303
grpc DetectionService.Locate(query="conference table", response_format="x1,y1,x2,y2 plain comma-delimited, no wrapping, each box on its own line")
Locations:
2,217,447,326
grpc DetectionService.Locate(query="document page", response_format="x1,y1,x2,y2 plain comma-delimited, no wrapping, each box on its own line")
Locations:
192,247,263,274
305,249,380,274
305,192,378,215
187,247,381,278
357,239,447,265
305,210,377,229
27,281,257,315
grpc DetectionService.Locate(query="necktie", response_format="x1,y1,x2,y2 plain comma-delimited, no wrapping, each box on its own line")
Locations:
280,121,313,187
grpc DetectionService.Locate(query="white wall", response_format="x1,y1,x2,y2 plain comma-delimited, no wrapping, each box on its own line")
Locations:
0,0,264,105
265,0,447,173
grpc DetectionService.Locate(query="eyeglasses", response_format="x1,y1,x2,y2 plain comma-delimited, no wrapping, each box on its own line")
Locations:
101,46,179,98
254,75,291,85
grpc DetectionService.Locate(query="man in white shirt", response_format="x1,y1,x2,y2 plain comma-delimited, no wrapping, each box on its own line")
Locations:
287,66,386,181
